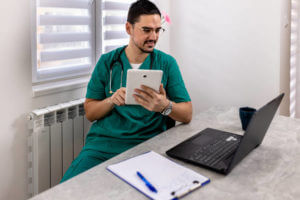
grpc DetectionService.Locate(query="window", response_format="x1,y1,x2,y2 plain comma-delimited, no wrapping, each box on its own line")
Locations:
32,0,96,83
101,0,133,54
31,0,136,95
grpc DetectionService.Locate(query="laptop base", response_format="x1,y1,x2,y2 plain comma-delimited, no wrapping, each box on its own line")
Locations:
166,128,242,174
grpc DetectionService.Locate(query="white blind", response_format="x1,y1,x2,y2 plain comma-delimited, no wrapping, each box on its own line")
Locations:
34,0,95,82
101,0,134,53
290,0,300,117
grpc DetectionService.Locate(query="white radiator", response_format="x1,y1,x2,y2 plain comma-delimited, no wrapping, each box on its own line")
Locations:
27,98,92,197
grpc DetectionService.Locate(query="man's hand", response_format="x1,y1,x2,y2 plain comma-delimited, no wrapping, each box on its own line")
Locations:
110,87,126,106
133,84,169,112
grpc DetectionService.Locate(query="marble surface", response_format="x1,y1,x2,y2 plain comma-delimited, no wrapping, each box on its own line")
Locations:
30,107,300,200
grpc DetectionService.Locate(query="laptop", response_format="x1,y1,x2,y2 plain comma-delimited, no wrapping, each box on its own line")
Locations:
166,93,284,175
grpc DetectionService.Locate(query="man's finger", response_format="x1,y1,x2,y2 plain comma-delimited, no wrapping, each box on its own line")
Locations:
120,87,126,94
140,85,157,97
134,94,151,110
117,95,125,104
113,98,121,106
118,88,126,97
135,89,152,101
159,84,166,96
113,95,123,106
118,92,125,101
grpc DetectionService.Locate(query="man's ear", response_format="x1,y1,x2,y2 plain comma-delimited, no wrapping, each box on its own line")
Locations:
126,22,132,35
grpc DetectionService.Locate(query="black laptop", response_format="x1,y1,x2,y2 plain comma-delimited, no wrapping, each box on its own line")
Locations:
166,93,284,174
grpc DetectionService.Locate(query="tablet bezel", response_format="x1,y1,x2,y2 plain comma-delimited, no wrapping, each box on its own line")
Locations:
125,69,163,105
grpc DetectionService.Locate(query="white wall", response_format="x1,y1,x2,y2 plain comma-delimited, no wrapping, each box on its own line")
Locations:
170,0,283,114
0,1,33,199
155,0,171,53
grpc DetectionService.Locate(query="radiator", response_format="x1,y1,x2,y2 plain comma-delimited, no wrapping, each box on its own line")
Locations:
27,98,92,197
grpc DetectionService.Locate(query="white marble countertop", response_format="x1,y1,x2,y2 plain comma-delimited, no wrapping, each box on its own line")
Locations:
30,106,300,200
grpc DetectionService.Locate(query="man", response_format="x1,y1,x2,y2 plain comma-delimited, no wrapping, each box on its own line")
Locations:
61,0,192,182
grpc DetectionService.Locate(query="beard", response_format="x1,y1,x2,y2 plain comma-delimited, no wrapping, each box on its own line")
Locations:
134,39,157,53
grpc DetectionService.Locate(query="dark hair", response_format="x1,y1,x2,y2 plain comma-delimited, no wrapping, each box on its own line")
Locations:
127,0,161,24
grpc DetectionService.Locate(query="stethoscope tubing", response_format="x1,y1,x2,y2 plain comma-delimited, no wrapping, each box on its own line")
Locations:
109,46,154,94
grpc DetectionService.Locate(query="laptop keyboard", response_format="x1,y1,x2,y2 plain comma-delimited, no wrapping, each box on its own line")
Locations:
189,135,241,167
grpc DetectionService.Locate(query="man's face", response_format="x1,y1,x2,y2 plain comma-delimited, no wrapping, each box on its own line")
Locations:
127,14,162,53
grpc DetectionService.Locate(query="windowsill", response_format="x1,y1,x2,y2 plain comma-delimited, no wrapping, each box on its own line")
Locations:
32,76,90,97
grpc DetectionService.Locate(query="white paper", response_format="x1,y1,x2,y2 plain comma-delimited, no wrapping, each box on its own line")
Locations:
107,151,210,200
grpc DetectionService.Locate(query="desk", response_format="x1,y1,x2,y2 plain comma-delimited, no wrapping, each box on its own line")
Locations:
30,107,300,200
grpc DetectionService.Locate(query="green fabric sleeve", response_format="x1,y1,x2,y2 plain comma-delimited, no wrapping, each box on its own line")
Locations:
86,54,109,100
166,57,191,103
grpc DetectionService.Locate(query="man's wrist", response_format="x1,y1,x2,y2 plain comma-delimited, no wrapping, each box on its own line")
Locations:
107,96,115,107
160,100,173,116
160,99,170,113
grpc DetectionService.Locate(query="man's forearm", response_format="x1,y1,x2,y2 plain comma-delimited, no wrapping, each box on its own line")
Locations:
84,98,115,122
168,101,192,124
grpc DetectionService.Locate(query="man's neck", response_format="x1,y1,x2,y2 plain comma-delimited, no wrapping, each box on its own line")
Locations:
125,43,149,64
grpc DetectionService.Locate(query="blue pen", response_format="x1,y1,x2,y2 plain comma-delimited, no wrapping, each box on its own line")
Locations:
136,171,158,193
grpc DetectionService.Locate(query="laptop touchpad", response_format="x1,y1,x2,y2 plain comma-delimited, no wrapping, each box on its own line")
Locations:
191,135,214,145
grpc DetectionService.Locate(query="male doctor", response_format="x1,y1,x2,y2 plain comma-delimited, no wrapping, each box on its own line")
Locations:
61,0,192,182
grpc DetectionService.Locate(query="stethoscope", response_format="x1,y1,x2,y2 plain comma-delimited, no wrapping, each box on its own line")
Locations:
109,45,154,94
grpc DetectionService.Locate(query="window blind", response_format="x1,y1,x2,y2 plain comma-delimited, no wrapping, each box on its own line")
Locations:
34,0,95,82
101,0,134,53
290,0,300,117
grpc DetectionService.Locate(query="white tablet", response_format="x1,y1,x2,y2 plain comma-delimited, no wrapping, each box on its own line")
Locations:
125,69,163,105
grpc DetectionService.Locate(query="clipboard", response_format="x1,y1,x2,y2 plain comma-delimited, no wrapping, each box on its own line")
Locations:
107,151,210,200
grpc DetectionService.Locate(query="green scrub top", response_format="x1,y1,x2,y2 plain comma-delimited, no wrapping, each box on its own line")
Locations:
84,46,191,156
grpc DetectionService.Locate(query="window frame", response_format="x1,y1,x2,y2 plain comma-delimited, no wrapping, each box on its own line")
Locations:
31,0,97,85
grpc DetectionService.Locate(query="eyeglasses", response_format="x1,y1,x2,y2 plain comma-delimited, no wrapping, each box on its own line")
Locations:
136,26,166,35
